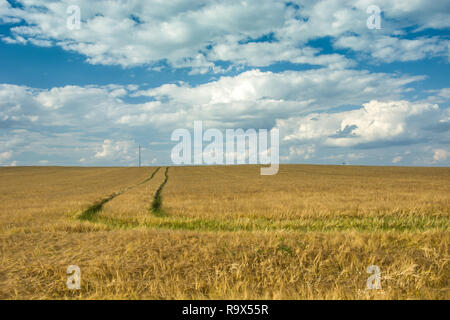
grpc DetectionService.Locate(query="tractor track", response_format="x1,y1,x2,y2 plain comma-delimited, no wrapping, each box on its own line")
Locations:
151,167,170,215
78,167,161,221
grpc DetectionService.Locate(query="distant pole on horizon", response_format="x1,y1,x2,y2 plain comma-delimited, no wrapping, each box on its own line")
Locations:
138,145,141,167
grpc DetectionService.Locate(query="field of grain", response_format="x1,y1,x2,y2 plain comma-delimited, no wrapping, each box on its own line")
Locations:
0,165,448,299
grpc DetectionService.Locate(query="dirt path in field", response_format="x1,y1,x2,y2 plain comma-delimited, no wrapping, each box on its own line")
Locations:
79,167,161,221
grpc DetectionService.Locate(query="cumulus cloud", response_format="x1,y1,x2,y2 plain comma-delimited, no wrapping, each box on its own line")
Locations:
131,68,423,129
0,83,138,130
424,88,450,106
0,72,448,166
1,0,449,70
0,150,16,166
3,67,423,137
335,35,450,63
1,60,446,165
1,0,296,69
278,100,443,147
0,150,11,160
433,149,450,162
208,40,353,69
94,139,136,162
392,156,402,163
281,145,316,161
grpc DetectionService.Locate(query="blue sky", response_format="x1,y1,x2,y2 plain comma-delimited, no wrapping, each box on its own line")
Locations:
0,0,449,167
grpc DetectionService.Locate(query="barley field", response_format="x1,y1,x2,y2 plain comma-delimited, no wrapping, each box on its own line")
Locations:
0,165,448,299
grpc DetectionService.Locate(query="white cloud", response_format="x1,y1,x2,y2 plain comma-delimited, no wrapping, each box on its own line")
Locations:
0,151,11,160
1,0,294,69
94,139,136,163
282,145,316,161
1,0,449,70
278,100,442,147
208,40,353,69
335,35,450,63
7,161,17,167
433,149,450,162
131,68,423,130
0,150,16,167
392,156,403,163
424,88,450,105
0,68,446,166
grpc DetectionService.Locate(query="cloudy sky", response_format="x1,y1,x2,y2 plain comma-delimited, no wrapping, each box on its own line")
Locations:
0,0,449,167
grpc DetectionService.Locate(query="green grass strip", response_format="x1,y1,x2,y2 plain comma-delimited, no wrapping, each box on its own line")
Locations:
150,167,169,215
